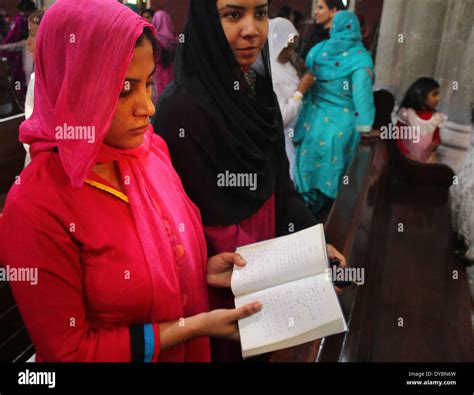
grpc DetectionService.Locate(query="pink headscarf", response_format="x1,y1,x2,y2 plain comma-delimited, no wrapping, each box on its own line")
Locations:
20,0,151,185
19,0,210,361
152,10,178,52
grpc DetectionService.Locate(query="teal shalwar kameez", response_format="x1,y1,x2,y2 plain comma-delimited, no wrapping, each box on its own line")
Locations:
294,11,375,213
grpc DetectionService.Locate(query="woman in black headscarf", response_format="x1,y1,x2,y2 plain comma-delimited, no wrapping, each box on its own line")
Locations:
154,0,345,362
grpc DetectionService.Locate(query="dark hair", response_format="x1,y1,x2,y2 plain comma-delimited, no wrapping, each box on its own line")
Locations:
136,26,157,54
400,77,440,112
28,9,45,25
17,0,37,12
141,8,155,17
277,5,292,18
159,48,174,68
322,0,346,11
290,9,304,28
137,27,174,69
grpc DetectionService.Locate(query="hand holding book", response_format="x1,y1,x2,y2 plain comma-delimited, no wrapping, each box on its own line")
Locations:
231,224,348,358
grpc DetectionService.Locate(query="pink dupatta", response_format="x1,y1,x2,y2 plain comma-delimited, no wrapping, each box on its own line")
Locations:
151,10,177,97
19,0,210,361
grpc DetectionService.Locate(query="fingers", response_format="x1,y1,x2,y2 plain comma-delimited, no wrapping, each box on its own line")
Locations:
233,253,247,267
327,244,347,267
231,302,262,321
209,252,247,269
221,252,247,268
327,244,335,259
336,251,347,268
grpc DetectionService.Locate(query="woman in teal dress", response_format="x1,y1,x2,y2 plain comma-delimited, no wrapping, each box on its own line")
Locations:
294,11,375,214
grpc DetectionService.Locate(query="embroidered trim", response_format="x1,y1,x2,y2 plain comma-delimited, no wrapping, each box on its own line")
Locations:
84,178,129,204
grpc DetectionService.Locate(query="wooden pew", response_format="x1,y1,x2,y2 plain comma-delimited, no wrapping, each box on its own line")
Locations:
0,57,25,117
270,90,472,362
0,113,33,362
0,113,26,198
0,281,34,362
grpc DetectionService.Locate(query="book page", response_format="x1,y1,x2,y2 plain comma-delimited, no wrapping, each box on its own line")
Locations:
235,272,346,356
231,224,328,297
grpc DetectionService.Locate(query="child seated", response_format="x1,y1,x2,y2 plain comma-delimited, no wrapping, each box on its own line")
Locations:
396,77,447,163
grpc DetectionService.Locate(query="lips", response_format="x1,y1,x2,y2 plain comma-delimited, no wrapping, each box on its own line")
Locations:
130,125,149,135
236,47,258,58
237,47,258,52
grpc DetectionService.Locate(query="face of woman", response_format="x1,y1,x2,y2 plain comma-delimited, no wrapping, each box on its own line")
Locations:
216,0,269,67
278,42,296,64
315,0,337,28
105,37,156,149
142,11,153,24
26,21,38,55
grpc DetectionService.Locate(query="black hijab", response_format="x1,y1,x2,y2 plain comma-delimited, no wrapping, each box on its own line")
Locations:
155,0,315,230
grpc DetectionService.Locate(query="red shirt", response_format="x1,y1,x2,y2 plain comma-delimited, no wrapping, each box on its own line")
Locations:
396,109,441,158
0,151,210,362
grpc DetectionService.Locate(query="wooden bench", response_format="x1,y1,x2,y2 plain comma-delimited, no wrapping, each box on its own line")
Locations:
0,57,24,118
269,91,472,362
0,113,26,198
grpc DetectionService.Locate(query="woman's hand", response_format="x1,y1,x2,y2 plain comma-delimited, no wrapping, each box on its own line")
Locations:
427,152,438,164
159,302,261,350
297,72,316,95
327,244,346,267
207,252,246,288
327,244,347,296
361,129,380,141
195,302,262,342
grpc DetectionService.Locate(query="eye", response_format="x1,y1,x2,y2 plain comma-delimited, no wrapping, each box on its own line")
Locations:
223,11,241,20
120,82,132,98
256,9,268,19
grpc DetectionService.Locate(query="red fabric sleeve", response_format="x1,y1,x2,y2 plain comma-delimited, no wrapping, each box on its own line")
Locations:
0,199,135,362
432,127,441,145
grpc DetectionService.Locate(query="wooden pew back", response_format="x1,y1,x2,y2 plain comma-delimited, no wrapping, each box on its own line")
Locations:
270,90,472,362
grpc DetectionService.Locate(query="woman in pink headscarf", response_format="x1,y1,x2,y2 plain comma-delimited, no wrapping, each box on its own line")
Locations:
0,0,260,362
151,10,178,98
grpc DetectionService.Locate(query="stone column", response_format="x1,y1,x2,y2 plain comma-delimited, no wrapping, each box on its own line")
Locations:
375,0,474,126
434,0,474,124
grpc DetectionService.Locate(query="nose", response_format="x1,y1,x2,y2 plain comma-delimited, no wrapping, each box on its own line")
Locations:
134,89,155,119
241,16,259,39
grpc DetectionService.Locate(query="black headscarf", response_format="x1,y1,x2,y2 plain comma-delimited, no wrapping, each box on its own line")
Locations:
155,0,315,230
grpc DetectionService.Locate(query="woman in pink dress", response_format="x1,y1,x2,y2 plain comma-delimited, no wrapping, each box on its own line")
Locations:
0,0,260,362
152,10,178,99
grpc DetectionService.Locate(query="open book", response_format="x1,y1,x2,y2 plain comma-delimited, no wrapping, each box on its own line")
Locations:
231,224,347,359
